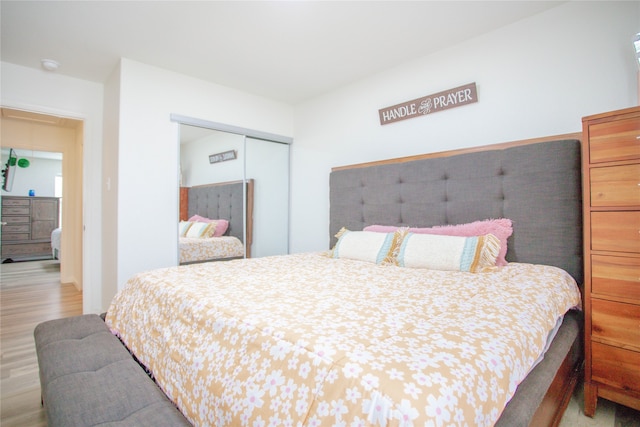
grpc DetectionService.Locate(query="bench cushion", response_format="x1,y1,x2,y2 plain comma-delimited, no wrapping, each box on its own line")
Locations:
34,314,191,427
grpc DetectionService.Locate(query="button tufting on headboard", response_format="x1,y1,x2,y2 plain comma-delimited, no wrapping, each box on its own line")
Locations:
329,138,583,284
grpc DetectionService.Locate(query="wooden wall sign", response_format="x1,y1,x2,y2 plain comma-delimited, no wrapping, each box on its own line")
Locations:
379,82,478,125
209,150,237,164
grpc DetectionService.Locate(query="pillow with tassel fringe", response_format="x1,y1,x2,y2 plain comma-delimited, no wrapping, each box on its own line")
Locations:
397,233,500,272
364,218,512,266
331,227,405,265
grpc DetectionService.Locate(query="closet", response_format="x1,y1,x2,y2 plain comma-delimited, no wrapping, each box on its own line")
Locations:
173,115,292,259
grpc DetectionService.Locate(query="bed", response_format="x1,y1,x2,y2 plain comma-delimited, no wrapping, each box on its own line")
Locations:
51,227,61,259
106,134,584,427
179,179,254,263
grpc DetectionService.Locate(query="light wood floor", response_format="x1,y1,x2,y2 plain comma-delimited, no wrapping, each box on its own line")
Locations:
0,259,82,427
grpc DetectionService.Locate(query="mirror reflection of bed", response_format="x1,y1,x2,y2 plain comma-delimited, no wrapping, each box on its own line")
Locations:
177,120,291,264
178,179,253,264
179,126,247,264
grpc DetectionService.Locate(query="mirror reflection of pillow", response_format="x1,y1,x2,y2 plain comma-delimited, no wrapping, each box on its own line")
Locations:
189,214,209,222
188,215,229,237
212,219,229,237
179,221,193,237
185,222,214,238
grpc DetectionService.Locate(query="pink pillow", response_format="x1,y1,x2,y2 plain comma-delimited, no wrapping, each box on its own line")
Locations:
188,215,230,237
364,218,513,266
364,225,403,233
211,219,229,237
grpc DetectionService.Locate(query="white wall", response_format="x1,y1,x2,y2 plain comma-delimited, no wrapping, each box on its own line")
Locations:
109,59,294,293
180,132,244,187
0,61,104,314
290,1,640,253
0,151,61,197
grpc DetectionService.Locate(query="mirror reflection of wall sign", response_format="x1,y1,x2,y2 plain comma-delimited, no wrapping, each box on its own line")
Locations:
209,150,237,164
379,82,478,125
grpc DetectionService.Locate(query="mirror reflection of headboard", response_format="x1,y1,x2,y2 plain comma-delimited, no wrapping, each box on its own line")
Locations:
180,179,254,257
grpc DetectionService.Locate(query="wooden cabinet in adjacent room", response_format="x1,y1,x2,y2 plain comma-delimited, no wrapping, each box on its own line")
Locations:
1,196,60,262
582,106,640,416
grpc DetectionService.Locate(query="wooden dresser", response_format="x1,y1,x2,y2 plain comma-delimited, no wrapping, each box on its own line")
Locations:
1,196,60,262
582,106,640,416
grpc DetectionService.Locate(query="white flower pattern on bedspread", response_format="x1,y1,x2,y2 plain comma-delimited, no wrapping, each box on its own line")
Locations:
106,252,581,427
179,236,244,263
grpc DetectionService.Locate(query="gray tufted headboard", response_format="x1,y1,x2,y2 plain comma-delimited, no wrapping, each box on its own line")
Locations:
187,179,254,250
329,136,583,285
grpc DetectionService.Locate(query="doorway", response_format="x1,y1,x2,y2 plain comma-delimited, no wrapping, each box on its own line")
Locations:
0,108,83,292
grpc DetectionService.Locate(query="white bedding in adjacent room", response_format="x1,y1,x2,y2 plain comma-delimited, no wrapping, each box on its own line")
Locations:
51,227,61,259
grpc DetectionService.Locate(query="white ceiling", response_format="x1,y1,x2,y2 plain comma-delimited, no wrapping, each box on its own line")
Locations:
1,1,565,104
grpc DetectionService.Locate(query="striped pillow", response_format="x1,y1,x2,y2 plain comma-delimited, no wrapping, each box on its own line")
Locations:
179,221,193,237
331,228,404,265
398,233,500,272
185,221,215,238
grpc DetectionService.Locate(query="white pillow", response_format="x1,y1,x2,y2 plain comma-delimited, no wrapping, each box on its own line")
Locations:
398,233,500,272
179,221,193,237
332,228,404,265
185,221,214,238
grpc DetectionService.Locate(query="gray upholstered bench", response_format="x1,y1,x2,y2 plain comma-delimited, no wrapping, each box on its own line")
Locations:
34,314,192,427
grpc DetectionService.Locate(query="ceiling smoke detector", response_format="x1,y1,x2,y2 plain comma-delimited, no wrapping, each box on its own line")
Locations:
41,59,60,72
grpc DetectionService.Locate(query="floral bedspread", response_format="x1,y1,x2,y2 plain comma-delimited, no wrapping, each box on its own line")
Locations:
179,236,244,263
106,252,581,427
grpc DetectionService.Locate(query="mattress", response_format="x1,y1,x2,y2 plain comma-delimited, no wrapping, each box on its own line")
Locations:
179,236,244,264
106,251,581,426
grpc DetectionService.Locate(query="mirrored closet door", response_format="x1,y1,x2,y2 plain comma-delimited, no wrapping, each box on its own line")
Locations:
245,136,290,258
174,114,291,263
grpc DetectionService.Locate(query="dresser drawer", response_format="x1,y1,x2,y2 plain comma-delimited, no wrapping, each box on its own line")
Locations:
1,242,52,257
2,207,30,216
592,255,640,300
2,224,30,233
591,164,640,207
592,341,640,394
591,299,640,349
591,211,640,253
3,215,29,224
2,198,30,207
2,233,30,241
588,116,640,164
